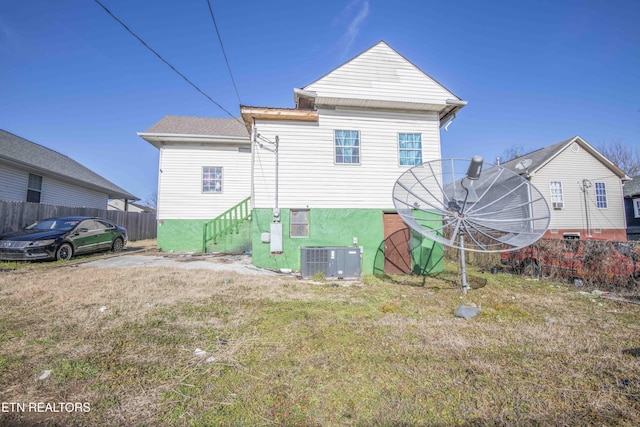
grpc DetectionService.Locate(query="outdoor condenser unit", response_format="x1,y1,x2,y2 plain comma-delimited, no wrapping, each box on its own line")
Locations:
301,247,362,279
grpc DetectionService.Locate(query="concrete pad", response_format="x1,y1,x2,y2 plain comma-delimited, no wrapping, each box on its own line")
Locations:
80,254,278,276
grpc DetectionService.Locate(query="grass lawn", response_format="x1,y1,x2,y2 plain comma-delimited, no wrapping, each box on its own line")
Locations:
0,255,639,426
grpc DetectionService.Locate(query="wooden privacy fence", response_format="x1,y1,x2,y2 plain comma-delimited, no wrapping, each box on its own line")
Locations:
0,200,156,241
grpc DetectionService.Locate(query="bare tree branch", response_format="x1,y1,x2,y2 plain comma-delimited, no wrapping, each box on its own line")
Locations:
597,138,640,176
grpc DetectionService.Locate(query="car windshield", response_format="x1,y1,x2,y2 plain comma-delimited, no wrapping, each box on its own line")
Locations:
27,219,80,231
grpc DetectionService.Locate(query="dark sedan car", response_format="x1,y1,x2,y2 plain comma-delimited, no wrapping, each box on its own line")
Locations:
0,216,127,261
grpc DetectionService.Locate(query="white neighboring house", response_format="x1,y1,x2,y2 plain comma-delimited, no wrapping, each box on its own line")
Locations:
501,136,630,241
0,129,137,209
138,116,251,252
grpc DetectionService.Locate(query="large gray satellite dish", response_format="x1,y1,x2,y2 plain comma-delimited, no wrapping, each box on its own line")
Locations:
392,157,550,292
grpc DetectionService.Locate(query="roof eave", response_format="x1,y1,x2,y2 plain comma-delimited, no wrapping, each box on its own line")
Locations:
138,132,250,149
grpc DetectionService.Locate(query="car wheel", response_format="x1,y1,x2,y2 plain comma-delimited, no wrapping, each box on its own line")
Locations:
111,237,124,253
55,243,73,261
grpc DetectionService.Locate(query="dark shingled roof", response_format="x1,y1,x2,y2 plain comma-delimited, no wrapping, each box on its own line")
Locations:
145,115,249,138
500,137,576,174
499,136,627,180
0,129,138,200
623,176,640,198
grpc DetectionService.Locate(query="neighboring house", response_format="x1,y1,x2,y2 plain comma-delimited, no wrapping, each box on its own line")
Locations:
623,176,640,241
501,136,630,241
0,129,137,209
108,199,156,214
142,41,467,275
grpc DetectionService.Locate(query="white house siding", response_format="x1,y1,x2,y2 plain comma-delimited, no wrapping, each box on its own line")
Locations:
252,108,441,209
0,163,108,208
532,144,625,232
0,163,27,201
305,42,456,105
41,176,108,208
158,143,251,220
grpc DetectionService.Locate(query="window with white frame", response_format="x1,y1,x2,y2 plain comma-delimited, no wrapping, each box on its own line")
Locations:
202,167,223,193
334,130,360,164
27,173,42,203
398,133,422,166
634,198,640,218
290,209,309,238
549,181,563,207
595,182,607,208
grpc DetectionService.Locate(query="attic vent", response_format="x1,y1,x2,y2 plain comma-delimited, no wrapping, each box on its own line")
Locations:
571,142,580,153
552,201,564,210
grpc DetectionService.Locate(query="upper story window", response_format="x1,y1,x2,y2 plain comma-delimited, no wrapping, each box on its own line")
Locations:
549,181,563,208
634,198,640,218
398,133,422,166
334,130,360,164
595,182,607,208
27,173,42,203
202,167,223,193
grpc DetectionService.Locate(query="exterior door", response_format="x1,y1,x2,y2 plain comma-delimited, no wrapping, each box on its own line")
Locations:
383,213,412,274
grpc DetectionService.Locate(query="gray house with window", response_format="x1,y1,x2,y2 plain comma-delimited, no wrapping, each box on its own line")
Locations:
0,129,137,209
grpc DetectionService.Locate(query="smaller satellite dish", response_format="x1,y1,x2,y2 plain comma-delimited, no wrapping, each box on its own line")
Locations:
515,158,533,170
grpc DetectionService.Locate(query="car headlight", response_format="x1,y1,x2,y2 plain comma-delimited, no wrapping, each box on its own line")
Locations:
30,239,56,246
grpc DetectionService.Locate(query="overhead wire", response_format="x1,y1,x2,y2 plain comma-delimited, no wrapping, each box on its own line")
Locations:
206,0,242,105
93,0,240,122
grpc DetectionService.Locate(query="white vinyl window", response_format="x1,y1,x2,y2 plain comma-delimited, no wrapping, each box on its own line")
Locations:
549,181,563,207
334,130,360,164
634,198,640,218
202,167,223,193
595,182,607,208
290,209,309,238
398,133,422,166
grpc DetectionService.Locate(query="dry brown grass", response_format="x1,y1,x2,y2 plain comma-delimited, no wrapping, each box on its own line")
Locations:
0,258,639,426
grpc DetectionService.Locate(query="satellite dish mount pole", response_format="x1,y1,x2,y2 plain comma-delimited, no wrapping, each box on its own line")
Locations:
459,156,483,294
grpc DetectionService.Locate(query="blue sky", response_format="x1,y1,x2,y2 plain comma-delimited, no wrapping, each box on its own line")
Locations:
2,0,639,204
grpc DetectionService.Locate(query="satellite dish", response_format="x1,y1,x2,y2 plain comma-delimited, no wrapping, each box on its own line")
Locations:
392,157,550,292
515,158,533,171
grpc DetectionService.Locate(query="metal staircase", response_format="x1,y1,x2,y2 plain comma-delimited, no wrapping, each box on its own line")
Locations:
202,197,251,253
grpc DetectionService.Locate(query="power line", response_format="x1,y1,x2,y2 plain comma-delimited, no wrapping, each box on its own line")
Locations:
93,0,239,121
206,0,242,105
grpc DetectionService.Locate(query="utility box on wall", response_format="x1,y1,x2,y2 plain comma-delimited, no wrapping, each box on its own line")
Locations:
301,247,361,279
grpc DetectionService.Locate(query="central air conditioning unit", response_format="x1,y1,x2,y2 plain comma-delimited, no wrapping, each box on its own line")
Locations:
552,201,564,210
301,247,361,279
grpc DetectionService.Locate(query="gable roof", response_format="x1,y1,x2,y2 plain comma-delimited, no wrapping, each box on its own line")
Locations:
296,41,466,124
139,115,250,148
623,176,640,198
500,136,630,180
0,129,137,200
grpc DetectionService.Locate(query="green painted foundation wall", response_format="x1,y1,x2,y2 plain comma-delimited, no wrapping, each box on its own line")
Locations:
251,208,443,276
157,219,251,254
252,208,383,274
157,210,443,276
410,231,444,275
